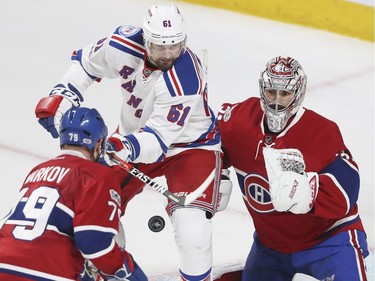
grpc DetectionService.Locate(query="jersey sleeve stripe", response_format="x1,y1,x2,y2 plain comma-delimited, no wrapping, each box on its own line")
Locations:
165,68,184,96
164,49,204,97
74,227,117,258
0,263,75,281
110,35,145,59
74,225,118,234
125,134,141,161
321,155,360,210
143,126,168,159
321,173,351,214
81,238,116,260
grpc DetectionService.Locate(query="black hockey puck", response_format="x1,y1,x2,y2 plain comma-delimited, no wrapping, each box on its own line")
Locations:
148,215,165,232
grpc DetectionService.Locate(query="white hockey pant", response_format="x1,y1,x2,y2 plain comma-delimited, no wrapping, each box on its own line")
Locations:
171,208,212,279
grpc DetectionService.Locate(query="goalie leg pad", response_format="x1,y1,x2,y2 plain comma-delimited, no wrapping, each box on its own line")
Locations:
171,208,212,279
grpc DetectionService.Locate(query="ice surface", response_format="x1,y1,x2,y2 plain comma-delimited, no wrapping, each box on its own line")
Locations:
0,0,373,279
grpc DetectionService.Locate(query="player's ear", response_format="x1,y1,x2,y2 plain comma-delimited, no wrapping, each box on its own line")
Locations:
93,138,104,160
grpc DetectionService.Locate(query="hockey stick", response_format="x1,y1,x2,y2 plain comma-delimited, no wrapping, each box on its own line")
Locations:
108,153,215,206
201,49,208,72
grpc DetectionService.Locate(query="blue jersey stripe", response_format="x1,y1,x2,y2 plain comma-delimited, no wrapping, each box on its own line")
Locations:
75,229,114,256
142,126,168,161
321,155,360,208
163,48,202,97
109,40,144,59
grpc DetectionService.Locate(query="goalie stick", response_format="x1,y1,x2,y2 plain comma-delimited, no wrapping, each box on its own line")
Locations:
108,153,215,206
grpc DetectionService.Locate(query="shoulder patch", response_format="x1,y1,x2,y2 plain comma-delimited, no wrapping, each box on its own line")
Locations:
109,189,121,207
218,103,238,122
119,25,141,37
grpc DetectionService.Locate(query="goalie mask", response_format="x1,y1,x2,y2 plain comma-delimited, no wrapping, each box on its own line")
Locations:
143,4,187,70
259,56,307,133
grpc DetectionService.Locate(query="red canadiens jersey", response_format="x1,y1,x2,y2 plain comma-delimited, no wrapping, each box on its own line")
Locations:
217,97,365,253
0,151,124,281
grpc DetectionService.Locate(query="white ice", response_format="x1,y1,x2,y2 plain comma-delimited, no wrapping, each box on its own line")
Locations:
0,0,373,279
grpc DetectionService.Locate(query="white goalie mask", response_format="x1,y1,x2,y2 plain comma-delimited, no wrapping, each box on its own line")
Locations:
259,56,307,133
143,4,187,68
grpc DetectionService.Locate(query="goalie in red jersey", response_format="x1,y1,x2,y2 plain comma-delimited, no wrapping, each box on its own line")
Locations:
217,56,369,281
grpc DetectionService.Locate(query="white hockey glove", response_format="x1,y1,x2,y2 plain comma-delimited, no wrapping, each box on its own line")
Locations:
35,83,83,138
263,147,319,214
104,133,133,165
217,169,233,211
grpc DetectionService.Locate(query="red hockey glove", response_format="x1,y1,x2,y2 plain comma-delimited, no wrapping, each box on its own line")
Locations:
35,84,83,138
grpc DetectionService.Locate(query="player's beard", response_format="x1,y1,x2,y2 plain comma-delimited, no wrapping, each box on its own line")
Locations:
152,57,176,72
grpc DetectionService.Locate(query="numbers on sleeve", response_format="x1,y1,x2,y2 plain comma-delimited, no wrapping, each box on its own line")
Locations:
167,104,191,126
12,186,60,241
107,201,118,221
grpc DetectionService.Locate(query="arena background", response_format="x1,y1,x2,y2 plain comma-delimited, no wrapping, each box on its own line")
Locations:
0,0,373,279
178,0,374,41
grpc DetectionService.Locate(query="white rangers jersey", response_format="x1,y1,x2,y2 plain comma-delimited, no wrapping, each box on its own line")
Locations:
57,25,221,163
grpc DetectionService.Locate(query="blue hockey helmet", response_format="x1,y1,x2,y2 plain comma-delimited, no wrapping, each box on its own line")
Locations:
59,107,108,151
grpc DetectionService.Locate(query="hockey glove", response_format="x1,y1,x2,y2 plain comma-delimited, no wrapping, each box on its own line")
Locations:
269,171,319,214
80,260,103,281
217,169,233,211
100,251,147,281
263,147,319,214
35,83,83,138
104,133,133,165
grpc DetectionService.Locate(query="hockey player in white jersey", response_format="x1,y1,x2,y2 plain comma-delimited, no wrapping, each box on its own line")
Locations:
35,4,224,280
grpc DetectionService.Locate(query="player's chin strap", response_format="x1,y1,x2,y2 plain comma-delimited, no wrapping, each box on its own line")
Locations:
108,153,215,207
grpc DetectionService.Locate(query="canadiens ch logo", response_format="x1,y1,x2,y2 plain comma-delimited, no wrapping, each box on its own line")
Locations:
243,174,274,213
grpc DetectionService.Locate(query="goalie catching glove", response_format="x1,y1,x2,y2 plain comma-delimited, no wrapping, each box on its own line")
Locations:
35,83,83,138
263,147,319,214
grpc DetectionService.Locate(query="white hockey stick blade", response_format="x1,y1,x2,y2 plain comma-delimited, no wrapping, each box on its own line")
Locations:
201,49,208,71
183,168,215,205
